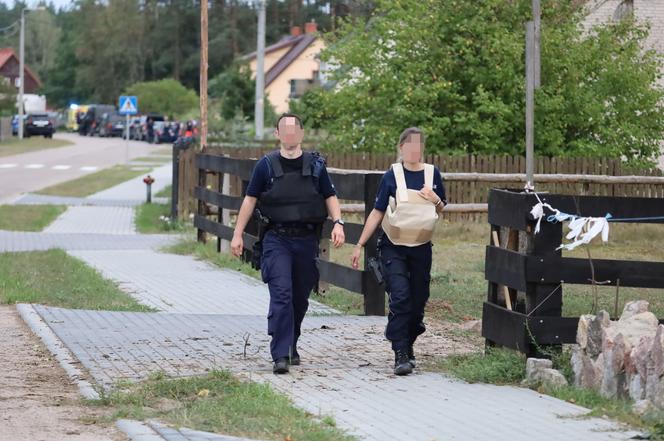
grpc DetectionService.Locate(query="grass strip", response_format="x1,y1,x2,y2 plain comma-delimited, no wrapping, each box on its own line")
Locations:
0,204,66,231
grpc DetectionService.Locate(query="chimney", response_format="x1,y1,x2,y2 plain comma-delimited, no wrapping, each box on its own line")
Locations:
304,20,317,34
290,26,302,37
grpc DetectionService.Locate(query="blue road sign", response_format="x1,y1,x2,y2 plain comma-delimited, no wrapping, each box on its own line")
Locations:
119,96,138,115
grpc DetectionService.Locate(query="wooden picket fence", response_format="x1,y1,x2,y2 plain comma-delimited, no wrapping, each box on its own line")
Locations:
175,145,664,222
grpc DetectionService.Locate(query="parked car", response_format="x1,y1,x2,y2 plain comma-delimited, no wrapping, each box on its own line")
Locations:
156,122,179,144
24,113,55,138
97,112,126,137
128,117,142,140
80,104,115,136
141,113,165,142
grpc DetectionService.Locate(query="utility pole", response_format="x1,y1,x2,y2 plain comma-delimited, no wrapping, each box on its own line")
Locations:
200,0,209,151
18,10,25,140
254,0,266,140
525,0,541,191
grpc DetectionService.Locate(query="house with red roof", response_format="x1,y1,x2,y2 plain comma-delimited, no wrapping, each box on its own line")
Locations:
243,21,324,114
0,47,41,94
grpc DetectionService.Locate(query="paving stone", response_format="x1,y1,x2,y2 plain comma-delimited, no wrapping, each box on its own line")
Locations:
68,249,337,315
31,305,639,441
45,206,136,235
14,193,168,207
0,230,177,252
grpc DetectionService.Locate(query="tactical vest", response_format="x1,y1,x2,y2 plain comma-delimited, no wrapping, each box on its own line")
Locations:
258,151,328,225
381,163,439,246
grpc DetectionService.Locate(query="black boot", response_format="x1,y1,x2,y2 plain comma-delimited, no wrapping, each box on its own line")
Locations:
273,357,289,374
290,348,301,366
408,345,416,369
394,349,413,376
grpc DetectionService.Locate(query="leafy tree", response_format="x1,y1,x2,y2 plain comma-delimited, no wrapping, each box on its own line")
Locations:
209,64,276,125
0,80,17,116
124,78,198,118
298,0,664,164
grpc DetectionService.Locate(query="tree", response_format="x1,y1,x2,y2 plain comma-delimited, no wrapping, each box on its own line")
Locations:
209,64,277,124
299,0,664,165
0,80,17,116
124,78,198,118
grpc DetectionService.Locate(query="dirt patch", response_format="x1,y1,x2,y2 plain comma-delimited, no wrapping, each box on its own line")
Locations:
0,306,125,441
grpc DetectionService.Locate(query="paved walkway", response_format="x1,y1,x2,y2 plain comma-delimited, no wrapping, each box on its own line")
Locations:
90,163,172,201
4,165,643,441
14,193,169,207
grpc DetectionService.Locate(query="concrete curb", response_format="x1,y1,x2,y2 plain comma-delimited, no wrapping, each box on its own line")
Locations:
16,303,100,400
116,420,164,441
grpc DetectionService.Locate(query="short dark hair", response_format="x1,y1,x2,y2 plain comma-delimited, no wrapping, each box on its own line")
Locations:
276,113,303,130
398,127,424,146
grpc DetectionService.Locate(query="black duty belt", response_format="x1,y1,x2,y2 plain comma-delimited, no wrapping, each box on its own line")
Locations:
270,223,317,237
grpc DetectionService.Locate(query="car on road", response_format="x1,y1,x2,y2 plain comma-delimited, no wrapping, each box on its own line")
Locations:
80,104,115,136
97,112,126,137
24,113,55,138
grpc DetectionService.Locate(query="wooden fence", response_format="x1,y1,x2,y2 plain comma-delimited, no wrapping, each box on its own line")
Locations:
193,153,386,315
176,146,664,221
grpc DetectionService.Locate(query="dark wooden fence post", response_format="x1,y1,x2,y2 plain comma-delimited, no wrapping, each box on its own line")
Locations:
197,163,207,244
362,173,385,316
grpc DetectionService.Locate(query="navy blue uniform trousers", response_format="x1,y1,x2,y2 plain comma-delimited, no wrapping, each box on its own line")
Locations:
379,236,433,352
261,229,319,361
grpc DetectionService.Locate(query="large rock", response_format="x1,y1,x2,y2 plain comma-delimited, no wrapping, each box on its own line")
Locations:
540,368,569,389
619,300,650,321
587,311,611,358
601,333,628,399
632,399,653,416
646,325,664,402
572,347,597,389
627,336,654,401
603,312,659,352
577,315,591,350
526,357,552,378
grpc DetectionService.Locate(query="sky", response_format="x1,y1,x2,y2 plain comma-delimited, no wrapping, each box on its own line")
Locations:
1,0,75,11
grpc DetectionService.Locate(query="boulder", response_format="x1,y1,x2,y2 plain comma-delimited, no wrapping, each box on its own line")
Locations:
646,325,664,402
539,368,569,389
577,315,591,350
601,333,628,399
572,347,597,389
632,399,653,416
526,357,552,379
619,300,650,321
607,312,659,349
587,311,610,358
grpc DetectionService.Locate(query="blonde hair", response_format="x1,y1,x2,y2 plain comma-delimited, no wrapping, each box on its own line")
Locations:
396,127,425,162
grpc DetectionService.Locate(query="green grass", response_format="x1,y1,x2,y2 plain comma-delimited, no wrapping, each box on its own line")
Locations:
431,347,664,435
0,136,72,157
36,165,148,197
0,204,66,231
135,202,186,234
155,185,172,198
0,249,152,311
91,370,355,441
131,156,172,164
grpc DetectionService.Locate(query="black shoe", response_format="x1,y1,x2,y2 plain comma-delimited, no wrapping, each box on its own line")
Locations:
394,349,413,376
408,345,416,369
273,358,289,374
290,350,301,366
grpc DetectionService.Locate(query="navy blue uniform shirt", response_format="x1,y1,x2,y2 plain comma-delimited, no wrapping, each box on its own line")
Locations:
246,153,336,198
374,164,447,212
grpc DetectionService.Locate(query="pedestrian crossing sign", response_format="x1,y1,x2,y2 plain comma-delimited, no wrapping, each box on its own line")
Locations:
119,96,138,115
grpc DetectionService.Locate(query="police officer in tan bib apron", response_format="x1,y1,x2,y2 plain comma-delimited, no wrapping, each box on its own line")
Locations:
351,127,446,375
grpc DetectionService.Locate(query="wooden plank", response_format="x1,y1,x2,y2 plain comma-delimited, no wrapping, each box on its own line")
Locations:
527,316,579,345
485,246,528,292
194,215,258,248
318,260,363,294
195,187,242,211
527,256,664,289
196,154,256,180
482,302,530,353
327,171,368,201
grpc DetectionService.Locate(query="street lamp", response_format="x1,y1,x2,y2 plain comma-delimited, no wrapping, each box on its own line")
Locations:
18,6,45,140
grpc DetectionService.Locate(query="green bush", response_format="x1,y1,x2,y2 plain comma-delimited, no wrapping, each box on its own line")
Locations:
124,79,198,119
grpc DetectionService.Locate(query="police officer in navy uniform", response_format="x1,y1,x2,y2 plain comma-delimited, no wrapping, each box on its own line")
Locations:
232,113,345,374
351,127,446,376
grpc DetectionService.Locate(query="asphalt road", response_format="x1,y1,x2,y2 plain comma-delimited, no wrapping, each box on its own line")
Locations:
0,133,166,204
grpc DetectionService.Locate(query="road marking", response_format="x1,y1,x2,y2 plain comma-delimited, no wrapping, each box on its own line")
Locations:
80,166,98,172
0,164,17,169
25,164,45,169
52,165,71,170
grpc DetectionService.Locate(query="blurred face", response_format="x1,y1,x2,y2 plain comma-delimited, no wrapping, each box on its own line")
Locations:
275,117,304,148
400,133,423,163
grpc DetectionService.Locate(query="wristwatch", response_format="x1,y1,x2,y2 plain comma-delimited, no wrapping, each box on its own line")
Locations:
333,219,345,226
